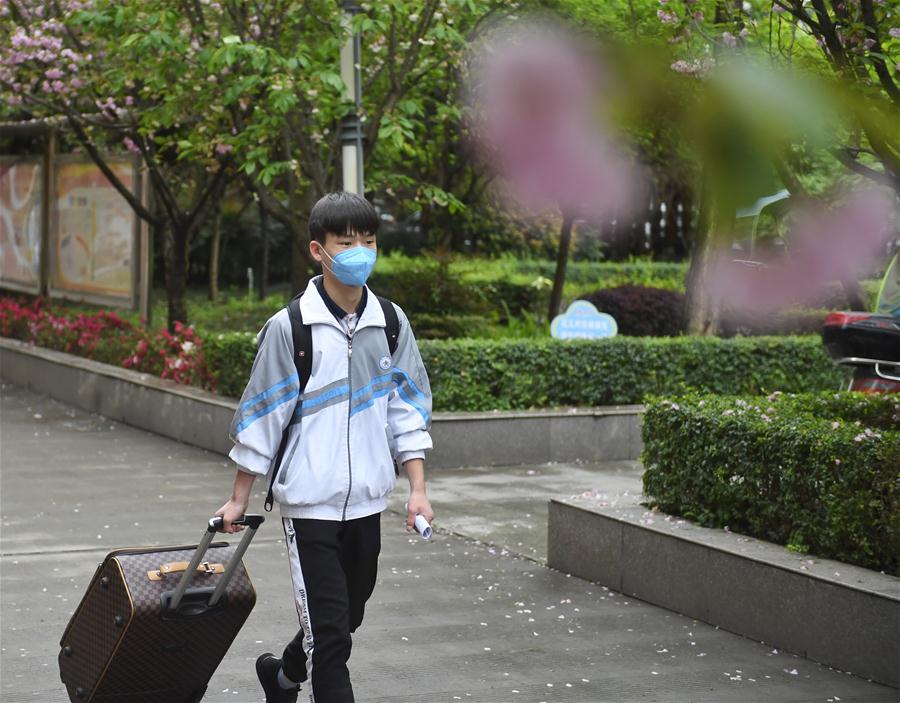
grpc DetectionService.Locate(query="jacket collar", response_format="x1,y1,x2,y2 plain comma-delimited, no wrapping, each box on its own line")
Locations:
298,275,386,332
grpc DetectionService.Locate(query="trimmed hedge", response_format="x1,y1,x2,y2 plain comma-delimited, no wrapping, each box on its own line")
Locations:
205,333,848,408
641,392,900,574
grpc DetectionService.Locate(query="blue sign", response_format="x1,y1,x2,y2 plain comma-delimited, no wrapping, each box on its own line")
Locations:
550,300,618,340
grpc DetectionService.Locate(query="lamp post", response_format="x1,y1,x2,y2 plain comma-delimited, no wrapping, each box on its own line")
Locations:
340,1,364,195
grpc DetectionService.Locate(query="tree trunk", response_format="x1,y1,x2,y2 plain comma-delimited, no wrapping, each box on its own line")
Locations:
290,222,311,296
548,211,575,322
289,188,318,295
259,202,269,300
840,277,868,311
684,0,734,335
163,219,189,331
209,209,221,302
684,177,729,336
684,240,719,335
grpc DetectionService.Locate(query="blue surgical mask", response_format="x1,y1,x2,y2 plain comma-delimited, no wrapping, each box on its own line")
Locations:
320,245,377,287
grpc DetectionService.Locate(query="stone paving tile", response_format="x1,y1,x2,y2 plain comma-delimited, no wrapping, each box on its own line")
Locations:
1,383,895,703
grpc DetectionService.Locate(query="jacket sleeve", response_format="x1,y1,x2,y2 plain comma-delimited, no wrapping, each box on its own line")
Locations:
387,305,434,457
228,309,300,477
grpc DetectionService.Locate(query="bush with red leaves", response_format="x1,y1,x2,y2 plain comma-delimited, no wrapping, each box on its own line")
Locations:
0,296,215,390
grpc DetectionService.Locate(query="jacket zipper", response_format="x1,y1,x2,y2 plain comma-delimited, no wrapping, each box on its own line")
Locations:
342,334,353,521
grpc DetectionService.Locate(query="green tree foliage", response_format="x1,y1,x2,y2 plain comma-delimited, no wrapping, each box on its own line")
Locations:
0,0,508,321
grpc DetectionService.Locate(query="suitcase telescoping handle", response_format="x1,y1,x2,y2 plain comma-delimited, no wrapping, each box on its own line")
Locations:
167,514,264,612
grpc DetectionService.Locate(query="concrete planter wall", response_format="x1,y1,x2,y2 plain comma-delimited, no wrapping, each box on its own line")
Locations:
0,337,643,467
548,498,900,689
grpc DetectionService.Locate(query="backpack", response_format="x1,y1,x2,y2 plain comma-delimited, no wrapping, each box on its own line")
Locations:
264,292,401,511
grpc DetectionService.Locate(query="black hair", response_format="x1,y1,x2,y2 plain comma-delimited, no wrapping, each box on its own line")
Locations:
308,192,380,243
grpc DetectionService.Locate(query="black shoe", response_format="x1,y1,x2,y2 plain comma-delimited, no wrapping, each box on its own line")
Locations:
256,653,300,703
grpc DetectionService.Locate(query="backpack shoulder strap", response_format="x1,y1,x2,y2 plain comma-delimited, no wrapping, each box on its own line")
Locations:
286,293,312,387
377,295,400,356
265,293,311,512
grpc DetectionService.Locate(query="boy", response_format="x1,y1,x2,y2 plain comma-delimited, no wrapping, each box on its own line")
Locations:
215,192,435,703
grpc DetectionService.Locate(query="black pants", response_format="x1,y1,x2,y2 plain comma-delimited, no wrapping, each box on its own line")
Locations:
281,513,381,703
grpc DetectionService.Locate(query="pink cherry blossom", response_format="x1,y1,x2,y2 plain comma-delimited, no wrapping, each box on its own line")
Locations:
658,9,679,24
709,189,897,314
122,136,141,154
466,21,641,221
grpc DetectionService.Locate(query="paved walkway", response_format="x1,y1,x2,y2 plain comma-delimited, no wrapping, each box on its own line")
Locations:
1,382,895,703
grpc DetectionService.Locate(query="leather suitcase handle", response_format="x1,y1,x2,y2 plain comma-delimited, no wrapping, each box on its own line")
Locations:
148,561,225,581
167,514,264,612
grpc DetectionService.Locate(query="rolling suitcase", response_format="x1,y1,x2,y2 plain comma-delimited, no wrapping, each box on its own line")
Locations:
58,515,264,703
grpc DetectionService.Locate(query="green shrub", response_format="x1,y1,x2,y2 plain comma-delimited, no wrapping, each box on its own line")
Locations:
187,294,286,333
205,333,848,409
372,254,690,321
203,331,260,398
369,260,492,317
719,308,828,337
407,313,497,340
641,392,900,574
448,255,689,289
579,285,685,336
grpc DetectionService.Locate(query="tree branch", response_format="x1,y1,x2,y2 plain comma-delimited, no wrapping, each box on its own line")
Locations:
364,1,440,152
50,0,89,52
182,164,230,235
132,132,183,225
859,0,900,105
773,149,812,202
807,0,853,74
832,147,898,188
302,0,333,28
61,114,158,225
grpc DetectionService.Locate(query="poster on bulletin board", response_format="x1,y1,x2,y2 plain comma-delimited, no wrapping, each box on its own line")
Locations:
50,157,137,304
0,158,43,293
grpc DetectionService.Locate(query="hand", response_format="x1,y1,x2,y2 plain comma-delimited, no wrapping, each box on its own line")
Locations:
405,491,434,534
214,498,248,533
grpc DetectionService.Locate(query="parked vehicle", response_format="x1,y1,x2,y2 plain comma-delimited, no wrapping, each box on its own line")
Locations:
822,253,900,393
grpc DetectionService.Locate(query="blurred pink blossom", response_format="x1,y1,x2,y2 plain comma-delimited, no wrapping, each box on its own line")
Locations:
466,22,640,221
709,189,897,314
671,58,716,76
658,9,679,24
122,136,141,154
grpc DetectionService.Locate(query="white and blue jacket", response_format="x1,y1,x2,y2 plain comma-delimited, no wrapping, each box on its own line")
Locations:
228,277,433,521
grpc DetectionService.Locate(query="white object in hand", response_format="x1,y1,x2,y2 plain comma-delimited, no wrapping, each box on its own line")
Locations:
414,514,433,540
405,503,433,540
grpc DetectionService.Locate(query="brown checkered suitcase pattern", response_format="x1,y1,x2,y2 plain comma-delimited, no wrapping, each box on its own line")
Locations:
59,541,256,703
